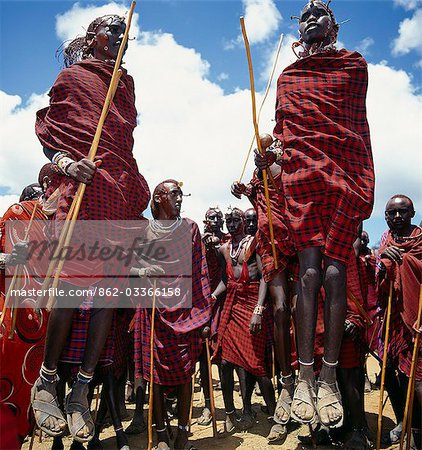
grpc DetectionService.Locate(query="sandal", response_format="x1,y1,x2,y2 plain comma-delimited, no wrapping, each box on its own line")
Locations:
274,382,294,425
316,380,343,429
30,378,67,437
197,407,212,426
266,423,287,444
65,390,95,443
290,378,317,424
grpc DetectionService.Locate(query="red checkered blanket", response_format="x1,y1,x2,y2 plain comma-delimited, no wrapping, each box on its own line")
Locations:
273,50,374,263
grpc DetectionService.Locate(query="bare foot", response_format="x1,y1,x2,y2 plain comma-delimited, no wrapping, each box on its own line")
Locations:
66,382,94,442
31,377,67,436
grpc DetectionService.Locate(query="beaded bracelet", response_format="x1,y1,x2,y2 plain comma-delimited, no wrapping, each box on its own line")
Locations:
253,305,265,316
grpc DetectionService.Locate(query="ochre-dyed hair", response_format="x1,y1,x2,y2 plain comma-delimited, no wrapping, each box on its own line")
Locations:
151,179,181,219
60,14,124,67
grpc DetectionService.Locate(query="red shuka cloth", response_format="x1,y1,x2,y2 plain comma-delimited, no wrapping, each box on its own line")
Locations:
215,245,268,377
36,59,150,221
134,219,212,385
36,59,150,288
273,50,374,263
378,226,422,379
249,167,293,282
0,201,48,442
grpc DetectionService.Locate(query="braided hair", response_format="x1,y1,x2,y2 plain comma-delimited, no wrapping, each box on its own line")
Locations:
59,14,123,67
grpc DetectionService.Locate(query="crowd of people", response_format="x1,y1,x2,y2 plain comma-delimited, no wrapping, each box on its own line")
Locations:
0,1,420,450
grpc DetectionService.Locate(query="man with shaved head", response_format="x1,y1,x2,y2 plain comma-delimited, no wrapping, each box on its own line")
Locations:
377,194,421,448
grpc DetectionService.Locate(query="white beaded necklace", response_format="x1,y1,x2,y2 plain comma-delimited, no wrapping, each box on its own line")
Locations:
229,235,250,262
150,216,182,234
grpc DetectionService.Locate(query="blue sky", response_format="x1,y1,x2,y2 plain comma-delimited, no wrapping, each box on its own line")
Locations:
1,0,421,245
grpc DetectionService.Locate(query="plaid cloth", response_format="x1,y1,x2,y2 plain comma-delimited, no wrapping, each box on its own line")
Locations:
249,167,293,282
0,201,49,442
215,251,268,377
273,50,374,263
36,59,150,289
378,227,422,380
36,59,150,222
134,219,212,385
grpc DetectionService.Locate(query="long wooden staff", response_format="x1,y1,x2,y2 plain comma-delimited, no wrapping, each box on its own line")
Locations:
376,281,394,450
205,336,217,437
240,16,278,269
346,288,373,326
400,285,422,450
38,1,136,311
238,34,283,185
147,280,157,450
0,203,39,329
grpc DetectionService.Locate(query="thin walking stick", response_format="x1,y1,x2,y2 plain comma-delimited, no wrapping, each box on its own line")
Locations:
240,16,278,269
238,33,284,185
400,285,422,450
188,371,195,432
147,280,157,450
39,1,136,311
376,281,394,450
347,288,373,326
205,337,217,437
271,345,277,390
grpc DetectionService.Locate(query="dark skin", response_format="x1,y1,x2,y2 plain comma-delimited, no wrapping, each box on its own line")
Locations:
379,195,422,425
231,159,294,425
255,6,346,426
32,18,130,439
139,181,195,450
212,211,276,428
244,208,258,236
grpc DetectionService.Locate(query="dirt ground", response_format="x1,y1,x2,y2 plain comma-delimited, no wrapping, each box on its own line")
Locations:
22,357,401,450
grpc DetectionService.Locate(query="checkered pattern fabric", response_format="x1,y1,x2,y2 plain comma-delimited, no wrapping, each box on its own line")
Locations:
134,219,212,385
36,59,150,222
215,257,268,377
273,50,374,263
249,169,293,282
378,227,422,380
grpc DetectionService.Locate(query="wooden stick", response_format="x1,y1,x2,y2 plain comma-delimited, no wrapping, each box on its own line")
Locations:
271,345,277,390
147,280,157,450
347,288,373,326
43,0,136,310
188,371,195,432
400,285,422,450
239,34,284,184
376,281,393,450
240,16,278,269
1,203,39,328
205,337,217,437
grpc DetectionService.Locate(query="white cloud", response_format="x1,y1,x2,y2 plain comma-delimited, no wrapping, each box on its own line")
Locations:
356,37,375,55
217,72,229,81
392,8,422,56
394,0,422,11
225,0,282,49
1,2,421,237
0,195,20,217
